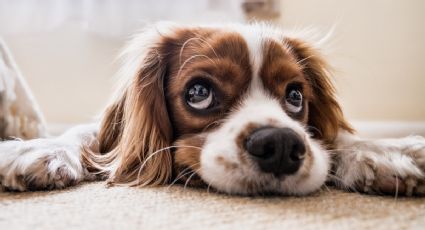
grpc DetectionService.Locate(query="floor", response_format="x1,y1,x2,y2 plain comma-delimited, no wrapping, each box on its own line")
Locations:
1,182,424,230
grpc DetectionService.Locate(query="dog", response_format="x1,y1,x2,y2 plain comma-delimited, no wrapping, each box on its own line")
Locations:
1,22,424,196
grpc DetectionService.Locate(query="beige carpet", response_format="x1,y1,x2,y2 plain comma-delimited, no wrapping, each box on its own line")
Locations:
1,182,424,230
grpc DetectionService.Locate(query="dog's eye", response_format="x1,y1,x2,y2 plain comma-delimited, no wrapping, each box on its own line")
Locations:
285,88,303,113
186,83,213,110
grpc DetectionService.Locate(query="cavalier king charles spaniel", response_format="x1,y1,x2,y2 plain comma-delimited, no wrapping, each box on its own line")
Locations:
1,23,425,196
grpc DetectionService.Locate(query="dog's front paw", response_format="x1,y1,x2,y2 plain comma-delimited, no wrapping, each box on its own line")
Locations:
356,153,424,196
334,135,425,196
0,141,84,191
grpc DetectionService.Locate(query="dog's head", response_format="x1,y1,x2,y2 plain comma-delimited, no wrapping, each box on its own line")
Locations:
87,23,353,195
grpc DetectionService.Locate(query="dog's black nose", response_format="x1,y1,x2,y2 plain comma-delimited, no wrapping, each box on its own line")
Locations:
245,127,306,176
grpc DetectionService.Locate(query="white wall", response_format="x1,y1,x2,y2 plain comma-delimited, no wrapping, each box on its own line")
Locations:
279,0,425,121
3,0,425,124
4,23,122,124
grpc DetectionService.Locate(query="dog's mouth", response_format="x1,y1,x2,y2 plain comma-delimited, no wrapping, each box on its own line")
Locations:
172,166,287,196
172,150,311,196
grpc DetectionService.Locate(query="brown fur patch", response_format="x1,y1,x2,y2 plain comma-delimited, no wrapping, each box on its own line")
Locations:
260,40,311,99
166,31,253,136
284,38,354,145
260,39,313,123
173,134,207,187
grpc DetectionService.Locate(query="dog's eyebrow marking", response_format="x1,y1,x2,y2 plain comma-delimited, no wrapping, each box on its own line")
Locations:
177,54,217,78
257,39,310,102
179,37,219,66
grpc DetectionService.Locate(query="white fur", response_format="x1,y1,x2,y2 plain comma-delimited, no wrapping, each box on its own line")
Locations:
0,124,97,191
333,131,425,195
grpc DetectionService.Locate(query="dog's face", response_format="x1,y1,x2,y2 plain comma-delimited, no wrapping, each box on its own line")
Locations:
91,23,352,195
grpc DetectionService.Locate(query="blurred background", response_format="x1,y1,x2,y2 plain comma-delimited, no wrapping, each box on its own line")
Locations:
1,0,424,134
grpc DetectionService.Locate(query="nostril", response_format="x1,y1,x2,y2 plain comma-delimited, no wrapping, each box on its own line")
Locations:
289,152,300,162
289,149,304,162
245,128,279,159
289,141,306,162
245,136,274,159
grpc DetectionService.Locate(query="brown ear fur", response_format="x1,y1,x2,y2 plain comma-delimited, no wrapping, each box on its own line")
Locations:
97,93,126,154
285,38,354,144
83,37,174,186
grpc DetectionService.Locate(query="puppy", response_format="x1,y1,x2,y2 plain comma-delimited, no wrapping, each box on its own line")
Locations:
1,23,424,196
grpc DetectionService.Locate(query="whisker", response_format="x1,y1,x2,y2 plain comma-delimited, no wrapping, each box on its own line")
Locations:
206,181,212,194
179,37,220,65
168,168,193,188
179,37,201,65
177,54,216,78
322,184,332,192
167,162,201,189
327,174,360,194
202,119,226,132
296,54,315,67
327,148,359,153
197,37,220,59
394,174,399,201
306,125,323,137
184,169,201,190
136,145,202,184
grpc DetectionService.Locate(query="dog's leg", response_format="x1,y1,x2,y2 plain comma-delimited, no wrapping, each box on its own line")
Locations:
0,38,47,139
0,124,98,191
332,131,425,196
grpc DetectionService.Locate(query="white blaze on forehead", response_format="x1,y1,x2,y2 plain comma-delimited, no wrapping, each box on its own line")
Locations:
230,24,284,96
233,25,268,95
236,28,264,79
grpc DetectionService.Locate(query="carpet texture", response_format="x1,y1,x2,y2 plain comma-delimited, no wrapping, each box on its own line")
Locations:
1,182,424,230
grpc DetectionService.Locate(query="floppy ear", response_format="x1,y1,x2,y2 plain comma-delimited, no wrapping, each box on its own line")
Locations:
285,38,354,144
83,29,174,186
